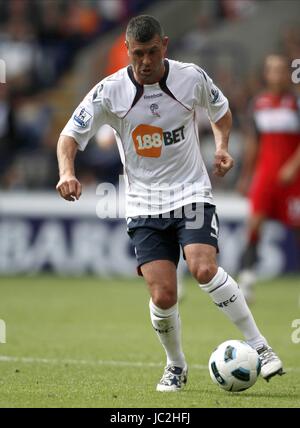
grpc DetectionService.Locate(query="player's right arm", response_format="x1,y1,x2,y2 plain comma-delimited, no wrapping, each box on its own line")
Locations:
56,80,110,201
56,135,82,202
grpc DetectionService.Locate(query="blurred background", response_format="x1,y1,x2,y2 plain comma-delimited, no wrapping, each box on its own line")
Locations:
0,0,299,278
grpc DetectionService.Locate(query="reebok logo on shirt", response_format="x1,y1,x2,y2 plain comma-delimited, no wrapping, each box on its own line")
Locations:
144,93,163,100
132,124,185,158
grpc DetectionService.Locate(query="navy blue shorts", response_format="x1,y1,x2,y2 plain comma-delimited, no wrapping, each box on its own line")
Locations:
127,203,219,275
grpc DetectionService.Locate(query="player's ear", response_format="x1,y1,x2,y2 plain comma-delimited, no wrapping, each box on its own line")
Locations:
125,40,130,56
162,36,169,54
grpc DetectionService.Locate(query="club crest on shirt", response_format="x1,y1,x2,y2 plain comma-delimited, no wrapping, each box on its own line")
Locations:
93,83,104,101
73,107,92,128
150,103,160,117
210,86,220,104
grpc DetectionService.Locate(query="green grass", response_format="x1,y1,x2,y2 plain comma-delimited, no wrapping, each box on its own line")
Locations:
0,275,299,408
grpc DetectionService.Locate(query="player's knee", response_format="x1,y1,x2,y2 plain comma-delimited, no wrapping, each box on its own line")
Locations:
151,286,177,309
191,263,218,284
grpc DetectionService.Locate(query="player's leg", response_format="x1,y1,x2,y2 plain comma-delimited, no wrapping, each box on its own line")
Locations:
176,203,283,381
184,243,267,349
127,217,187,391
141,259,188,391
239,171,273,303
239,213,265,303
184,242,284,381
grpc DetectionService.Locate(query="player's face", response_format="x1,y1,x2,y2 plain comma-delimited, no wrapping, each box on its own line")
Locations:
264,56,290,91
126,35,168,85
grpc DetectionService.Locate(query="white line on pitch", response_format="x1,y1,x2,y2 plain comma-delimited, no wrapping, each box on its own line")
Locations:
0,355,298,372
0,355,206,369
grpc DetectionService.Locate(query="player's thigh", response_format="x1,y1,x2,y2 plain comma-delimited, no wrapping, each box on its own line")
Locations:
127,218,180,307
127,219,180,273
176,203,219,283
141,260,178,308
249,173,274,225
184,243,218,284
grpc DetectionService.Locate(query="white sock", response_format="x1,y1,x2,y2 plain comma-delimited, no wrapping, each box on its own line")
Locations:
149,299,186,368
199,267,267,350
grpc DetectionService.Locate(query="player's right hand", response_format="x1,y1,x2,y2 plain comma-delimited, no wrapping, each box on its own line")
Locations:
56,175,82,202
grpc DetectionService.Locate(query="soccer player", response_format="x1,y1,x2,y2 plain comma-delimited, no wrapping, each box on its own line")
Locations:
237,54,300,303
56,15,284,391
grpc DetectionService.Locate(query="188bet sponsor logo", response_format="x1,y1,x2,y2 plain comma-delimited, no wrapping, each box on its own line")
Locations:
132,124,185,158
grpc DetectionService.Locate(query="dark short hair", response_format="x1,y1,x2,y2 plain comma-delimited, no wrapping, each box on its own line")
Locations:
126,15,164,43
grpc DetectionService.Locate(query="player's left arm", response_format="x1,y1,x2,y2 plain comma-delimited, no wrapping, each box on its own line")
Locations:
195,68,234,177
278,143,300,185
210,109,234,177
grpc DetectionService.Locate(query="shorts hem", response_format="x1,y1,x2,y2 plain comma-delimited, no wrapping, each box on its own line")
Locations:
181,238,219,254
136,257,178,276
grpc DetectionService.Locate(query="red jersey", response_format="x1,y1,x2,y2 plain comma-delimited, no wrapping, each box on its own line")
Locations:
249,92,300,226
252,91,300,174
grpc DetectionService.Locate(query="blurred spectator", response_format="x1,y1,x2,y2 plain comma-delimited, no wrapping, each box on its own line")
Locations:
14,94,53,151
98,0,127,24
105,31,128,76
280,24,300,62
237,54,300,301
0,84,19,183
0,17,40,92
220,0,257,20
62,0,101,38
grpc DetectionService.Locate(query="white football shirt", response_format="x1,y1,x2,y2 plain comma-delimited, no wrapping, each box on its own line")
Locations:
61,59,229,216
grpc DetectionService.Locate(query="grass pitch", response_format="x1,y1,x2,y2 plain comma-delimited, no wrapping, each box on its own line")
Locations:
0,275,299,408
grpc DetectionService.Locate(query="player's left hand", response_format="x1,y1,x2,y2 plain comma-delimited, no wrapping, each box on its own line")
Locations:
278,162,298,185
213,149,234,177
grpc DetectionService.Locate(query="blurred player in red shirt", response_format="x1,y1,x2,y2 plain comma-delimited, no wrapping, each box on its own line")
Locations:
237,54,300,302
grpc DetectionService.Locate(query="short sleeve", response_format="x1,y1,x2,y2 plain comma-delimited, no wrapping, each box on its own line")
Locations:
60,82,109,151
194,68,229,123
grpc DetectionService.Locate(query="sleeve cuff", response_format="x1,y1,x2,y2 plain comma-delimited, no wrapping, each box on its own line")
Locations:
209,100,229,123
60,132,86,151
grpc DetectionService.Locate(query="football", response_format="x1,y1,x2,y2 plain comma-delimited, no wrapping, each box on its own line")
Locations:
208,340,261,392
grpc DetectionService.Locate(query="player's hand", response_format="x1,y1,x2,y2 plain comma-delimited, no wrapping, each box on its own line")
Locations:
213,149,234,177
56,175,82,201
278,162,298,185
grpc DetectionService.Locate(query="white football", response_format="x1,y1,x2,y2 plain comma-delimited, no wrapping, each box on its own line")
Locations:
208,340,261,392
